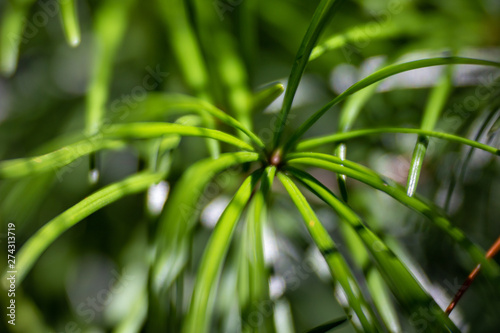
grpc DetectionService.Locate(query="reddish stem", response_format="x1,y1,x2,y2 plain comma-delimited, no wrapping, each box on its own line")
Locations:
446,236,500,315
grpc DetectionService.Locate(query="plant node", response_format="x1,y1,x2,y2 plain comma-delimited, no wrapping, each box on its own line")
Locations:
270,148,282,167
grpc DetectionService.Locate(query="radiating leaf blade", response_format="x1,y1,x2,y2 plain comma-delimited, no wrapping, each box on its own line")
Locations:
105,122,255,152
114,93,265,150
296,127,500,155
287,167,458,332
278,172,381,333
273,0,345,148
288,57,500,148
286,153,500,280
182,170,262,333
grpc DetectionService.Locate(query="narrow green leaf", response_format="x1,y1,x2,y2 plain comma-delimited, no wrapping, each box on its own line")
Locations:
296,127,500,155
240,166,276,333
334,63,384,202
287,57,500,149
407,69,453,196
252,82,285,113
152,152,260,293
287,167,458,332
286,154,500,279
104,122,255,152
3,171,164,285
406,136,428,197
85,0,135,136
338,82,380,133
278,172,381,333
183,170,263,333
0,0,36,76
155,0,209,97
273,0,345,149
0,139,124,179
0,175,54,233
85,0,135,183
59,0,81,47
0,121,258,179
114,93,265,151
154,0,219,157
310,15,414,61
445,100,500,212
192,0,254,131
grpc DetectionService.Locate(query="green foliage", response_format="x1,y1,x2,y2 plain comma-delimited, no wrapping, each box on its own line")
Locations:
1,0,500,332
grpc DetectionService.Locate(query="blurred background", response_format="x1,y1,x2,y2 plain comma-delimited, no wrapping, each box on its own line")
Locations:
0,0,500,332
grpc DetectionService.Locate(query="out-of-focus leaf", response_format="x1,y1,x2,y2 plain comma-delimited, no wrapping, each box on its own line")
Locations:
59,0,80,47
193,0,253,130
288,167,457,332
3,171,164,284
154,0,219,157
0,139,124,179
114,93,265,151
104,122,255,152
85,0,135,136
252,82,285,113
85,0,136,183
333,61,384,202
152,152,260,293
0,0,37,76
288,57,500,148
296,127,500,155
305,316,349,333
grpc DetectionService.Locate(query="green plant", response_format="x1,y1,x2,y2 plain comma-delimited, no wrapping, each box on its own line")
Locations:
1,0,500,332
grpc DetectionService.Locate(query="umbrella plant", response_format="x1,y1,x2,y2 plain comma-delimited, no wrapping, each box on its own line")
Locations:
1,0,499,332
